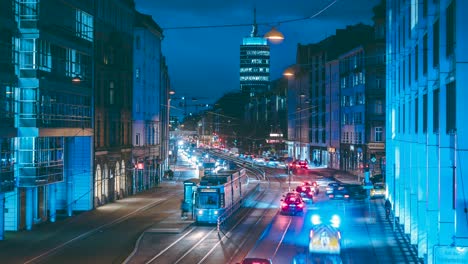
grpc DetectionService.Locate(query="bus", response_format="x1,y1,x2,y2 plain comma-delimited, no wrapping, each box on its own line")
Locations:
194,169,248,224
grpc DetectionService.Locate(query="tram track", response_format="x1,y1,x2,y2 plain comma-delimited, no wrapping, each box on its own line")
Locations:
142,170,283,264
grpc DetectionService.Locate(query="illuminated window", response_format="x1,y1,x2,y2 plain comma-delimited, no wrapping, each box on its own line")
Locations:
76,10,93,41
19,39,35,69
375,127,383,142
17,0,39,28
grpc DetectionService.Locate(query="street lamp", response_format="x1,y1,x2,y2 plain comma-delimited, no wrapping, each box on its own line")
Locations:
264,26,284,43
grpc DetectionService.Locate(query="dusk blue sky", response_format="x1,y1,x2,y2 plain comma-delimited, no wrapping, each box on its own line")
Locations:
134,0,380,108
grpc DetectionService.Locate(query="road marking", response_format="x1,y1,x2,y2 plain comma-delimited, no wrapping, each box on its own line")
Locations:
24,198,167,264
143,226,196,264
272,217,292,259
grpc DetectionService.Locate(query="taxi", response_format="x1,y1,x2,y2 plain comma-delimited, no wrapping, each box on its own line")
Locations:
309,224,342,254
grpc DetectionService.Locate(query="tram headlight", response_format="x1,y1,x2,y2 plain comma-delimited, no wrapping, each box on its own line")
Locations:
198,210,203,215
214,210,218,215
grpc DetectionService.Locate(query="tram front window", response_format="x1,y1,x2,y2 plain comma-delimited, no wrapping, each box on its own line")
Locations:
199,193,218,209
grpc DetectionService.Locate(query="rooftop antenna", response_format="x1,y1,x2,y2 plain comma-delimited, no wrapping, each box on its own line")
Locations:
250,8,258,37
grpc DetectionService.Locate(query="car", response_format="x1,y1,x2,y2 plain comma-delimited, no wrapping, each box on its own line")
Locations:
346,184,367,200
288,160,309,169
309,223,342,255
328,185,350,200
302,181,319,195
325,182,341,195
280,193,305,215
370,183,386,198
295,185,314,201
238,258,273,264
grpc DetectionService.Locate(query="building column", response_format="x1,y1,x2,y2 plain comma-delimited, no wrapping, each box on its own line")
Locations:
0,193,4,240
417,141,428,258
67,173,73,217
26,187,34,230
439,134,455,246
426,136,439,264
49,184,56,223
409,141,418,245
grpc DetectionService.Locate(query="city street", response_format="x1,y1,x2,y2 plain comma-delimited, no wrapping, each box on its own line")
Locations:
0,154,422,264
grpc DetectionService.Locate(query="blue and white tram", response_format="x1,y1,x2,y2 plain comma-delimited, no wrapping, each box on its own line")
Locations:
194,169,248,224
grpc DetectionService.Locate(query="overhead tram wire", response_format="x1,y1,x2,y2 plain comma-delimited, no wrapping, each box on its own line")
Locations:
160,0,338,30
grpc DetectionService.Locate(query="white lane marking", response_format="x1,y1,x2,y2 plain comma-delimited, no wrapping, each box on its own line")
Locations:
144,226,197,264
24,198,166,264
272,217,292,259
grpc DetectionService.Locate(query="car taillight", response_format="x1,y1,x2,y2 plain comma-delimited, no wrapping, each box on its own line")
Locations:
337,231,341,239
281,202,288,207
344,194,350,198
298,203,304,208
308,191,313,196
329,194,334,198
310,230,314,238
302,187,306,191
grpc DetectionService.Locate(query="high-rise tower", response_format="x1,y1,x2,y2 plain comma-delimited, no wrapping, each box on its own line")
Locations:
240,9,270,97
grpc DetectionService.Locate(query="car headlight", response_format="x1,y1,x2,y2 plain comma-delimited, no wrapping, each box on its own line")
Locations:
198,210,203,215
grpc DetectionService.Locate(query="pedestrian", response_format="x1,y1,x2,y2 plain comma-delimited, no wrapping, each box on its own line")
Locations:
180,199,189,219
385,199,391,219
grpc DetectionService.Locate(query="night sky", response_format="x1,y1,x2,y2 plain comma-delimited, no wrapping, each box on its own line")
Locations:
134,0,380,106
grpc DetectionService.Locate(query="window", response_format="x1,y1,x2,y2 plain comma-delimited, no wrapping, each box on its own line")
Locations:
415,98,419,133
375,127,383,142
433,20,439,67
415,45,418,81
76,10,93,41
109,81,115,105
17,0,39,28
433,89,439,133
354,112,362,124
423,93,427,133
19,39,36,69
135,133,140,146
402,104,406,133
375,100,383,114
423,34,428,75
446,1,455,56
446,82,456,133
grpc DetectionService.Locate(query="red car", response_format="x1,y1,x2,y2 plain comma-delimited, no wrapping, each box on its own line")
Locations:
302,181,320,195
289,160,309,169
280,193,305,215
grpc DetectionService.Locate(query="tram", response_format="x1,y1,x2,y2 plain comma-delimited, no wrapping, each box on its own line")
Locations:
194,168,248,224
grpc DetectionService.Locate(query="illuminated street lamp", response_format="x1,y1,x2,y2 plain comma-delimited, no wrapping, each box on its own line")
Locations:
264,26,284,43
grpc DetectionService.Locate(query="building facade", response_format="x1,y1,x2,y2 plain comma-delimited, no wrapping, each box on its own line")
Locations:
94,0,135,206
386,0,468,262
1,0,95,234
0,0,18,240
132,12,163,193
